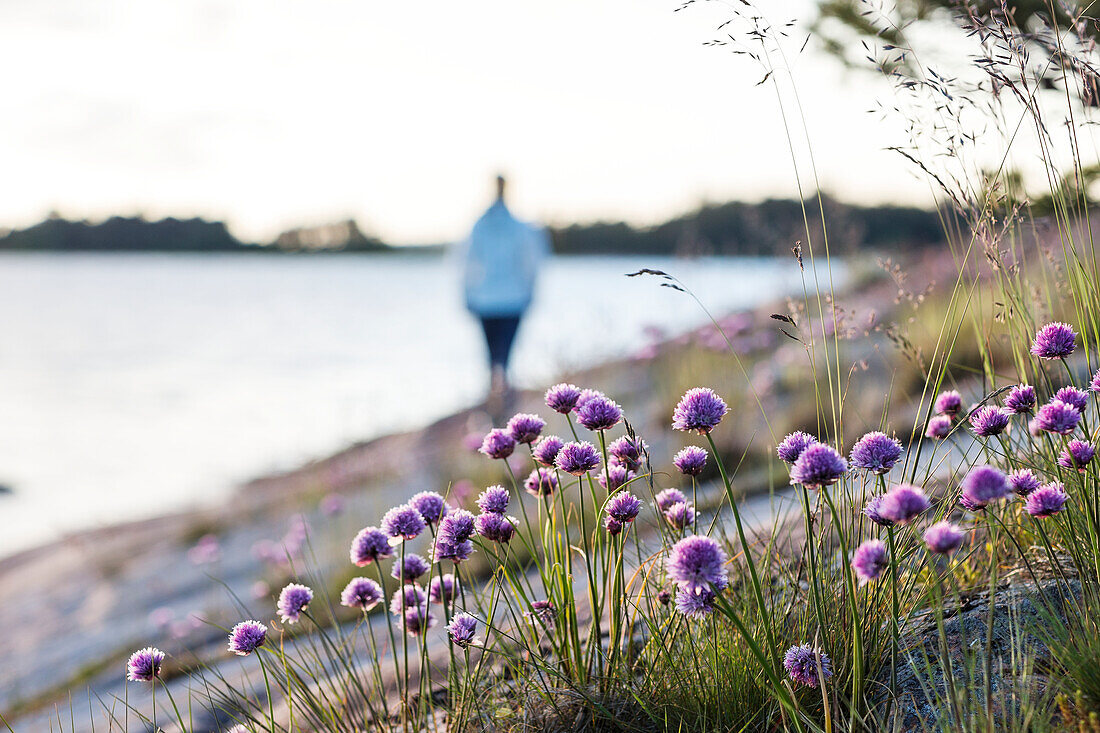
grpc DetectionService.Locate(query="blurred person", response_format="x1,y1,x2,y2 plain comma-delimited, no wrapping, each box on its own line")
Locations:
461,175,550,405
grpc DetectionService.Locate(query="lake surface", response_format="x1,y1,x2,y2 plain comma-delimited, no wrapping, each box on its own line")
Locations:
0,252,845,557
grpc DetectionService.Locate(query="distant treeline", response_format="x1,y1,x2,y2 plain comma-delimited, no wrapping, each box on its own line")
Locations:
0,196,945,255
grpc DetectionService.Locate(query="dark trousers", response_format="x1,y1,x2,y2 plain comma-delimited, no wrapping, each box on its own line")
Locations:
480,315,522,371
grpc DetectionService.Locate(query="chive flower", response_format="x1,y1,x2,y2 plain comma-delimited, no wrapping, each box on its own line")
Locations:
1056,386,1089,412
790,443,848,488
479,428,516,459
925,415,953,440
674,446,709,476
429,573,459,605
575,388,605,411
934,390,963,416
1004,384,1036,414
1033,400,1082,435
350,526,393,566
475,512,515,543
391,553,431,584
969,406,1010,437
447,612,480,648
923,521,965,554
409,491,447,526
1091,368,1100,393
959,465,1010,510
277,583,313,624
1059,439,1096,471
577,395,623,431
609,435,646,470
776,431,818,464
432,538,473,563
1031,322,1076,360
657,588,672,606
664,501,697,530
598,464,633,492
1026,482,1069,517
672,387,729,434
851,539,888,585
228,620,267,655
849,431,903,474
528,599,556,628
667,535,728,594
784,645,833,688
402,606,436,636
674,586,717,619
476,485,510,514
863,495,894,527
878,484,930,524
606,491,643,523
604,516,623,535
507,413,546,444
1008,469,1041,497
437,509,476,544
126,647,165,682
389,584,428,616
655,488,688,513
341,577,383,611
545,383,582,413
524,467,559,496
555,441,601,475
532,436,565,466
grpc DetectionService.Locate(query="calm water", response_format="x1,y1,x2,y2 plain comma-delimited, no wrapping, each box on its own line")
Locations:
0,252,844,557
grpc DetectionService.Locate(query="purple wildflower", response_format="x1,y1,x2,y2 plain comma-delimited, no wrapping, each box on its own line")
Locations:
391,553,431,584
432,538,473,563
507,413,546,444
934,390,963,417
475,512,515,543
429,573,459,605
437,509,476,544
402,606,436,636
228,620,267,655
575,389,605,411
598,464,633,492
1031,322,1077,360
528,599,556,629
532,436,565,466
657,588,672,606
784,645,833,688
667,535,728,594
863,495,894,527
1026,482,1069,517
577,395,623,431
277,583,313,624
341,578,383,611
126,647,165,682
665,501,697,530
969,406,1011,437
524,467,559,496
851,539,888,585
555,441,601,475
1059,439,1096,471
674,446,709,476
381,504,426,541
672,387,729,434
1056,386,1089,412
479,428,516,460
656,488,688,513
545,383,582,413
879,484,931,524
849,431,903,474
924,521,965,555
447,612,479,648
776,431,818,464
925,415,953,440
604,516,623,535
1008,469,1041,496
606,492,643,523
609,436,646,470
790,443,848,488
389,584,427,616
1004,385,1036,414
409,491,447,526
476,485,510,514
1033,400,1082,435
675,585,718,619
1091,368,1100,393
350,526,393,566
960,465,1011,510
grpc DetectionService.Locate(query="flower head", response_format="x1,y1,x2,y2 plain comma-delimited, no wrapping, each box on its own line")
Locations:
609,436,646,470
432,537,473,563
126,647,165,682
960,465,1010,510
776,431,818,464
656,488,688,513
381,504,427,541
664,501,697,530
1004,384,1036,414
598,463,633,492
447,612,480,648
934,390,963,416
476,485,510,514
402,606,436,636
849,431,903,474
545,383,582,413
228,620,267,655
879,484,930,524
429,573,459,605
555,441,601,475
851,540,888,585
790,443,848,488
667,535,728,594
674,446,709,476
277,583,313,624
1026,482,1069,517
1031,322,1077,360
409,491,447,526
1056,386,1089,413
606,491,642,523
784,645,833,688
925,415,953,440
479,429,516,460
672,388,729,434
924,521,965,554
969,406,1011,437
438,509,476,544
532,436,565,466
576,395,623,431
524,467,559,496
507,413,546,444
350,526,393,566
657,588,672,606
1059,439,1096,472
475,512,515,543
528,599,556,628
1033,400,1082,435
863,495,894,527
603,516,623,535
391,553,430,584
341,577,383,611
1008,469,1041,497
1091,368,1100,393
389,584,427,616
675,585,718,619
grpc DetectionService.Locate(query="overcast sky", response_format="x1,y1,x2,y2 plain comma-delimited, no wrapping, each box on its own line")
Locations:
0,0,941,245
